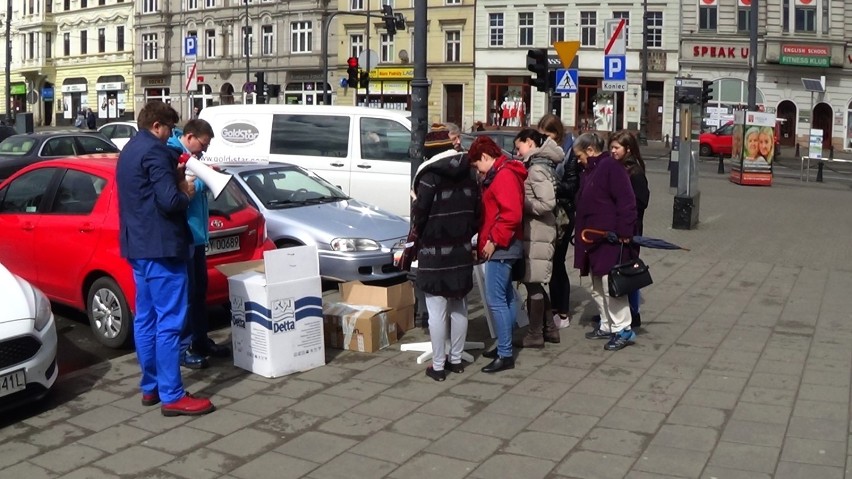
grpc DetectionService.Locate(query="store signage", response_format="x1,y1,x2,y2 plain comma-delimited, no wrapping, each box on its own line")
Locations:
690,44,749,60
370,68,414,80
144,77,167,86
10,84,26,95
61,84,87,93
780,44,830,67
41,87,54,101
96,82,125,91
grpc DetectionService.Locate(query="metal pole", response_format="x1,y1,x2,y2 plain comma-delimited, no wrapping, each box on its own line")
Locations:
5,0,12,124
244,0,250,104
321,12,333,104
638,0,648,145
364,8,370,102
409,0,428,180
747,0,758,109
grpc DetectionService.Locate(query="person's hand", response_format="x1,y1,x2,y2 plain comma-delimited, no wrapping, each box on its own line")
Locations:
481,240,496,260
179,178,196,198
605,231,620,244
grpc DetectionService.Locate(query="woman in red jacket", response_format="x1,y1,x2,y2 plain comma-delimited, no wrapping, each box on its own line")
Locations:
468,136,527,373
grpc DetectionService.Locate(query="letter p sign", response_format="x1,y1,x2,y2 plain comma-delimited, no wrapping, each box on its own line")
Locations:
604,55,626,81
184,36,198,57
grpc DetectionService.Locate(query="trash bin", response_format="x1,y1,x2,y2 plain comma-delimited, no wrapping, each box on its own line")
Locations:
14,112,34,134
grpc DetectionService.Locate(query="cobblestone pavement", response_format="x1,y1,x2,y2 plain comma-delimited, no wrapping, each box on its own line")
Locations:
2,165,852,479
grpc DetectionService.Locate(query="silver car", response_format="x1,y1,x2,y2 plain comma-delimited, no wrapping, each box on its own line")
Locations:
222,163,410,282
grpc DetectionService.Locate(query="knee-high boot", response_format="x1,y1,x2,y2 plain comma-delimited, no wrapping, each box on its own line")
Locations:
542,293,561,343
517,296,545,348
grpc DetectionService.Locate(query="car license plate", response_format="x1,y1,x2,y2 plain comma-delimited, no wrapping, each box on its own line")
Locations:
206,235,240,256
0,369,26,398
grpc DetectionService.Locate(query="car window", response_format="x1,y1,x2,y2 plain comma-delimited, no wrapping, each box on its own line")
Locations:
100,125,115,138
42,137,76,157
0,137,37,156
717,124,733,136
50,169,105,214
76,136,119,154
240,167,346,208
360,117,410,162
270,114,349,158
117,125,136,139
0,168,56,213
207,181,248,217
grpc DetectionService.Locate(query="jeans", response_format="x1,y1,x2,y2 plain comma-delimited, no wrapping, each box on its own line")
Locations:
181,245,209,354
484,259,517,358
129,257,188,404
628,289,640,316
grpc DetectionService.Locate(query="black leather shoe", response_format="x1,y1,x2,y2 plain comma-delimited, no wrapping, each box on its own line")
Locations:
193,338,232,358
445,361,465,374
631,312,642,329
482,348,499,359
180,351,209,369
425,366,446,382
585,328,612,340
481,356,515,373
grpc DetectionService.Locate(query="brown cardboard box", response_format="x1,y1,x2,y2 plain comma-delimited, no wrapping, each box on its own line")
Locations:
322,303,397,353
339,281,416,336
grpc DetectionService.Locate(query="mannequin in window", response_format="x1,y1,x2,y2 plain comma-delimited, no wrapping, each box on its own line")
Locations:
501,96,512,126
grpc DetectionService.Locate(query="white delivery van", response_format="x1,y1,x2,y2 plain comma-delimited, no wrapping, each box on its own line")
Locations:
199,105,412,217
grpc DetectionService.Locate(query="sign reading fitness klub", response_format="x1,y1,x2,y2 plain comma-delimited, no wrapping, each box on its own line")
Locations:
779,44,830,67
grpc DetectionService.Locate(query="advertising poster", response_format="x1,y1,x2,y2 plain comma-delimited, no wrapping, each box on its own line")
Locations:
809,129,823,159
730,110,775,186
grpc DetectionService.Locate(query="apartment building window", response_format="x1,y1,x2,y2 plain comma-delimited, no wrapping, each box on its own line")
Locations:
45,32,51,58
380,32,394,62
205,0,215,6
99,0,105,5
795,5,816,32
242,26,253,56
445,30,460,62
27,0,35,14
46,1,51,13
117,26,124,51
613,11,629,47
142,33,158,61
518,12,534,47
380,0,392,7
187,0,198,9
446,0,460,4
81,0,87,8
142,0,158,13
80,30,87,54
98,28,105,53
63,0,69,10
63,32,69,56
291,21,312,53
737,6,750,32
549,12,565,44
27,33,35,60
488,13,504,47
580,12,596,47
699,3,717,31
350,34,364,58
350,0,363,10
646,12,662,48
262,25,273,55
205,29,216,57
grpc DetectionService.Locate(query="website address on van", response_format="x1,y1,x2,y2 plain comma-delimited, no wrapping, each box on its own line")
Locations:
202,155,270,165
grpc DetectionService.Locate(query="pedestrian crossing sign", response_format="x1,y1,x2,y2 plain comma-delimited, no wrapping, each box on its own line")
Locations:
555,69,578,94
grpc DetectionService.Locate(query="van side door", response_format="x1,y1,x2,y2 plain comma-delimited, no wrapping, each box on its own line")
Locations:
269,114,352,192
349,116,412,217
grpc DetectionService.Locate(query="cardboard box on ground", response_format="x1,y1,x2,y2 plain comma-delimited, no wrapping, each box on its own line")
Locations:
215,246,325,378
322,280,416,353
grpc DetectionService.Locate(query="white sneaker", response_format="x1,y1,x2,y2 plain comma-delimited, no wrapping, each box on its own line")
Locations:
553,313,571,329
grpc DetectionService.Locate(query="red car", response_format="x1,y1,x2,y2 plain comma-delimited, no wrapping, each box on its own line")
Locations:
0,155,274,348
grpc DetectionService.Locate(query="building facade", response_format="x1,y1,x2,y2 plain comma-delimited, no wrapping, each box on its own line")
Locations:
333,0,476,130
0,0,133,127
133,0,334,122
679,0,851,151
474,0,680,140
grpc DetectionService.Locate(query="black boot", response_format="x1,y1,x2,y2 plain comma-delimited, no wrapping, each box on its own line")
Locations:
481,356,515,373
542,294,560,343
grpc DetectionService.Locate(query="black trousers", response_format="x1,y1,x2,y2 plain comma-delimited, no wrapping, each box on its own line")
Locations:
549,237,571,313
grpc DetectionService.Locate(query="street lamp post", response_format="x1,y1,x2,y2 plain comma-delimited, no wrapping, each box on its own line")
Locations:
747,0,758,109
638,0,649,145
244,0,250,103
5,0,12,124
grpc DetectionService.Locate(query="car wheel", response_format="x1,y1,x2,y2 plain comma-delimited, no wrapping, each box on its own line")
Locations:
87,277,132,349
699,144,713,157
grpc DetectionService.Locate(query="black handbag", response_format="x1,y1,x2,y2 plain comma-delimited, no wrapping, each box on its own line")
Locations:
608,243,653,297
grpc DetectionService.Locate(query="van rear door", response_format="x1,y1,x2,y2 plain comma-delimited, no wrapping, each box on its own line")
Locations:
348,116,411,217
269,114,352,192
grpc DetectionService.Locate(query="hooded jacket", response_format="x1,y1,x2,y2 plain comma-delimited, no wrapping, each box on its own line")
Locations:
411,149,481,298
519,137,562,284
573,151,637,277
477,155,527,258
166,135,209,247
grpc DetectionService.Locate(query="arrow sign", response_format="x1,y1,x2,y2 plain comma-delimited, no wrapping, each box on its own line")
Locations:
553,40,580,68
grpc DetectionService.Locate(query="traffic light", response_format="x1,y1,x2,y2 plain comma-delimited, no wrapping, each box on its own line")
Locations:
346,57,359,88
526,48,548,93
701,80,715,105
268,84,281,98
254,72,266,104
359,70,369,89
381,4,396,37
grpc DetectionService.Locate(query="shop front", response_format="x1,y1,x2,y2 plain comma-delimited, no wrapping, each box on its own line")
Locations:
484,75,530,127
357,67,412,110
285,71,331,105
60,79,88,126
41,84,55,126
96,76,128,124
142,77,171,105
10,83,27,116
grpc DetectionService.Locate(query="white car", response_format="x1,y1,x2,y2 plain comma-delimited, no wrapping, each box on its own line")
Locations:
97,121,138,151
0,263,58,410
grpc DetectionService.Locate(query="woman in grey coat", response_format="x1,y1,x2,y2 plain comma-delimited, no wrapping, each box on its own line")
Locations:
513,128,562,348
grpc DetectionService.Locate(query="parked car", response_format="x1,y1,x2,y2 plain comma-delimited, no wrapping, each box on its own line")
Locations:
97,121,138,151
0,131,119,181
461,130,520,154
0,155,275,348
222,162,410,282
0,262,58,411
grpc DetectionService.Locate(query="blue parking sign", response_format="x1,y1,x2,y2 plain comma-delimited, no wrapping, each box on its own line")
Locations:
604,55,626,81
184,36,197,57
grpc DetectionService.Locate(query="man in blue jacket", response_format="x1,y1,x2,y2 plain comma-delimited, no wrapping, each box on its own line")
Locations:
116,102,215,417
166,120,231,369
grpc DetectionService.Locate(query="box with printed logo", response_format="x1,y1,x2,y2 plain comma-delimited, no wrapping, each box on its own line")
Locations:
322,303,397,353
216,246,325,378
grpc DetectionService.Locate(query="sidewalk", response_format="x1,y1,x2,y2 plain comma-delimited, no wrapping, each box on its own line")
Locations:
3,167,852,479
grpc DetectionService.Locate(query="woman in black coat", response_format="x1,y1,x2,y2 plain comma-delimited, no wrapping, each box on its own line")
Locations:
86,108,97,130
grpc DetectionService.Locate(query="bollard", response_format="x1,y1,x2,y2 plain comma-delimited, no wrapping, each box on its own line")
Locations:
795,143,800,158
717,154,725,174
816,160,824,182
829,145,834,160
665,134,670,149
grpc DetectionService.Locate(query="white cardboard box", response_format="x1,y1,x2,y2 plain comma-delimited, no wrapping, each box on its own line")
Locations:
216,246,325,378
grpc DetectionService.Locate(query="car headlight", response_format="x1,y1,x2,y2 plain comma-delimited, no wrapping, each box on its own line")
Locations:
330,238,381,252
33,286,52,331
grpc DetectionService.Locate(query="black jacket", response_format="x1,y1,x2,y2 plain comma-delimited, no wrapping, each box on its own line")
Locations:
86,111,96,129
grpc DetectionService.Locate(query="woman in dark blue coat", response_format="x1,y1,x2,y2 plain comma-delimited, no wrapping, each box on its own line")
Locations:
572,133,637,351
